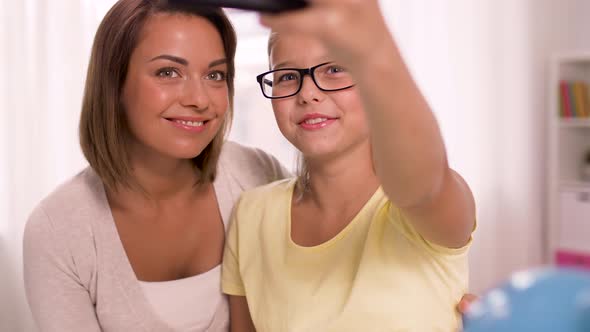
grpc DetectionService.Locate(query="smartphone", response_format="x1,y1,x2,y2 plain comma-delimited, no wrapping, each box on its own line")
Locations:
171,0,308,13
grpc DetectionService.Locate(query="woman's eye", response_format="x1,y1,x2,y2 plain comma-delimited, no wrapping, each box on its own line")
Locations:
206,71,226,81
156,68,180,78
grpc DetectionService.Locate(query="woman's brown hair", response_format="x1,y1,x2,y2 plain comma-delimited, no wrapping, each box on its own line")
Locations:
79,0,237,191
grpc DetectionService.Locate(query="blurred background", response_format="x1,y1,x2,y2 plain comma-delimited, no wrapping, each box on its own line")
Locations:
1,0,589,330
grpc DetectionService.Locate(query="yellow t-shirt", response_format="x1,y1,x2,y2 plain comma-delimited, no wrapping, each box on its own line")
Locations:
222,179,471,332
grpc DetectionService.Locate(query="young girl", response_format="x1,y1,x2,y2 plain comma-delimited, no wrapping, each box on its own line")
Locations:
222,1,476,331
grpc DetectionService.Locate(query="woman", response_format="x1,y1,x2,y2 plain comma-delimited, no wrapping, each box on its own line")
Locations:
23,1,287,331
222,0,477,331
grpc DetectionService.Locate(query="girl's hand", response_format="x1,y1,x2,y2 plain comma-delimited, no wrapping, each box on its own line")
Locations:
457,293,479,314
259,0,393,70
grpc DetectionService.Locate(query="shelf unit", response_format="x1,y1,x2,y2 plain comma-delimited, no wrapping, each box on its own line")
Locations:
547,53,590,270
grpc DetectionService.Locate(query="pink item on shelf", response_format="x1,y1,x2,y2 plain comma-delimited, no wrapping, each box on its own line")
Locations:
559,80,572,117
556,249,590,270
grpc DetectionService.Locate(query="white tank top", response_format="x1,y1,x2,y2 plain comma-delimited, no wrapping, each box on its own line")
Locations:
139,265,229,331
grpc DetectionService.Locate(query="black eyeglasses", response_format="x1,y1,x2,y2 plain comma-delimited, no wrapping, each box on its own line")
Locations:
256,62,355,99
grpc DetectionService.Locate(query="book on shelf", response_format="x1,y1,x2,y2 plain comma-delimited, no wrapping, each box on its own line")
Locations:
559,80,571,117
581,82,590,117
559,80,590,118
573,82,586,117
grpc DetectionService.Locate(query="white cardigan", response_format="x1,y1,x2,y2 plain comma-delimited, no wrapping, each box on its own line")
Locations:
23,141,289,332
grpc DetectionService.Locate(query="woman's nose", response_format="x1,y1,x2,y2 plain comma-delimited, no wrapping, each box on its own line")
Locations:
180,78,210,111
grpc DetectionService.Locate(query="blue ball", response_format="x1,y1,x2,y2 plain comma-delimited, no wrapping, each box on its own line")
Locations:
463,268,590,332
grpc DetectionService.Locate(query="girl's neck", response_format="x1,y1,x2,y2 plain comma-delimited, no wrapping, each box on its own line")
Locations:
299,143,380,211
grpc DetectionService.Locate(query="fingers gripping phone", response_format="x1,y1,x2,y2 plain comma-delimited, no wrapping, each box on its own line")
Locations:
171,0,308,13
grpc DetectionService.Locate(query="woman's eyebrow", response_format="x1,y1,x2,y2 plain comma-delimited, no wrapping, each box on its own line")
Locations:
149,54,188,66
209,58,228,68
148,56,227,69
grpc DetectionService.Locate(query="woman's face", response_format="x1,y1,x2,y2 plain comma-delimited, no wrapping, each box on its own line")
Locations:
269,34,370,162
122,13,229,161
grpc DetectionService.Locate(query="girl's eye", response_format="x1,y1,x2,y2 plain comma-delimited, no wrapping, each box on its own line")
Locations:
206,71,227,81
327,65,346,74
156,68,180,78
279,73,298,82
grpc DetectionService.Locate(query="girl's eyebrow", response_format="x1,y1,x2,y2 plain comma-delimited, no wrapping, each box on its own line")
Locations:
273,61,292,70
273,57,333,70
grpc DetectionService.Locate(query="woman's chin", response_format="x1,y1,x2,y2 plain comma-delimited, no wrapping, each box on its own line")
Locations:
162,145,209,161
179,150,208,160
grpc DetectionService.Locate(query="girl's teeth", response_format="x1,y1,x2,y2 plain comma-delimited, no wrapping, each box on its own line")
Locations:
304,118,327,125
176,120,204,127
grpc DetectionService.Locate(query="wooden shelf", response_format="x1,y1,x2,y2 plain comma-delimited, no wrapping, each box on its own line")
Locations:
559,181,590,191
547,53,590,264
555,52,590,64
559,118,590,128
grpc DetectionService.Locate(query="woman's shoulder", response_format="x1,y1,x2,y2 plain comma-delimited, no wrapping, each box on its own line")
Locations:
23,168,106,303
25,167,106,241
219,141,292,189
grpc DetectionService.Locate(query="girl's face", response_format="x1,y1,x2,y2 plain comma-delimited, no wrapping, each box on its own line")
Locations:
269,34,370,162
122,13,229,162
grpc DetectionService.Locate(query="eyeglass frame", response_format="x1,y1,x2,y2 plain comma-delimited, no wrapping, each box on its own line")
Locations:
255,62,355,100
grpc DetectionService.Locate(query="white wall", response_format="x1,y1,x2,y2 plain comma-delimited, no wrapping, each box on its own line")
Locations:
1,1,589,330
477,0,590,291
0,1,98,331
382,0,589,293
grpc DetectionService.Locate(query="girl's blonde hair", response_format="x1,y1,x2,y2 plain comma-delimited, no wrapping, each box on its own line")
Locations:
268,31,309,194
